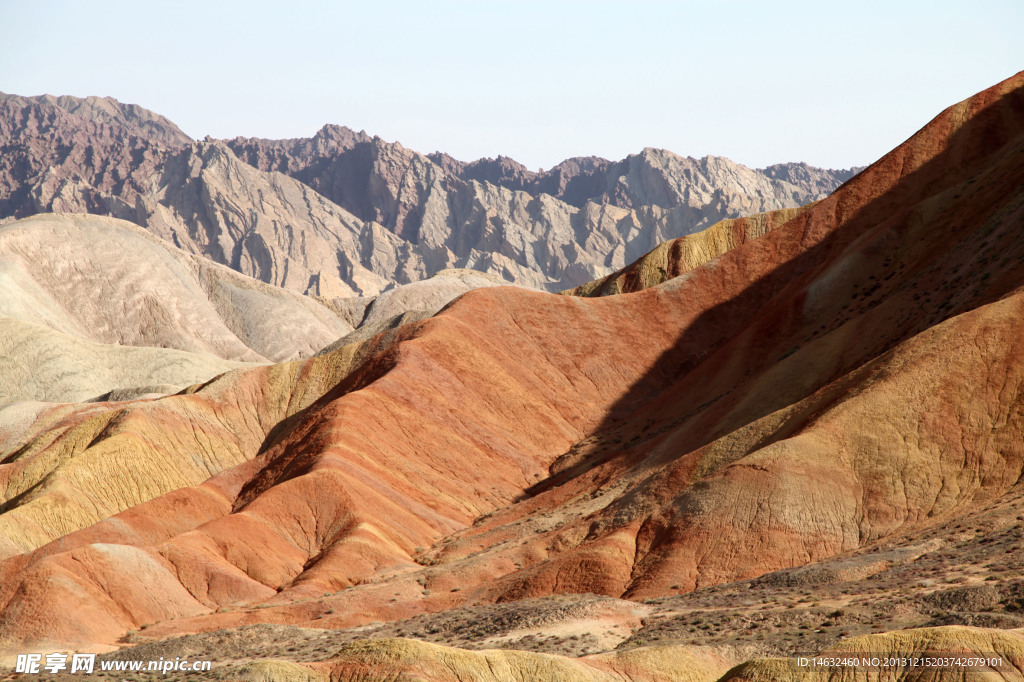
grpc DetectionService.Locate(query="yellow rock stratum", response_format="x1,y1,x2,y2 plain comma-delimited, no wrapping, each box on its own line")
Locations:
289,638,733,682
562,204,813,297
723,626,1024,681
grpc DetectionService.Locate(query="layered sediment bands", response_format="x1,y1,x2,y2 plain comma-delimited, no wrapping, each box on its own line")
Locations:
590,290,1024,598
1,73,1023,657
316,268,520,354
720,627,1024,681
246,628,1024,681
0,214,531,408
293,638,734,682
0,286,691,649
0,344,368,560
469,71,1024,602
562,204,813,297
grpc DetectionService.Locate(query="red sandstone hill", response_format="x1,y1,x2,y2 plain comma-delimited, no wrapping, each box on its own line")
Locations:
1,72,1023,674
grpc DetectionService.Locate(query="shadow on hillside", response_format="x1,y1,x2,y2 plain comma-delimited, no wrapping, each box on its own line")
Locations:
523,78,1024,498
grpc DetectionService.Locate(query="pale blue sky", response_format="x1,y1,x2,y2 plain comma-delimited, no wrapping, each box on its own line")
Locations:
1,1,1021,170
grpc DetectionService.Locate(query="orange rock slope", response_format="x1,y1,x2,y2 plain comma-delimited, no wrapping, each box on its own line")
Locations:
1,71,1024,654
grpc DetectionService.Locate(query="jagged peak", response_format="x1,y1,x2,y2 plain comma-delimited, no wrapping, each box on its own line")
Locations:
0,91,191,147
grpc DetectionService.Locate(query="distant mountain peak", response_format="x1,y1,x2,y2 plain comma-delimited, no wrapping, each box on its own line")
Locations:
1,90,860,296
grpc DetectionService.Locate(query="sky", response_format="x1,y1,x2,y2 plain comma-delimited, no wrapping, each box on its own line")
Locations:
1,1,1021,171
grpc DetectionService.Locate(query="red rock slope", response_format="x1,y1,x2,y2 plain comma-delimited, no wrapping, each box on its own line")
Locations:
1,71,1023,654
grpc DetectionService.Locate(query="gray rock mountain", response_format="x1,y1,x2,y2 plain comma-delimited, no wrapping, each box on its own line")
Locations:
1,92,859,294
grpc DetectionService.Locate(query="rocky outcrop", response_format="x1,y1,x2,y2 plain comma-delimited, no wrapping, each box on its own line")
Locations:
0,92,856,296
136,141,406,297
0,92,186,222
225,130,858,291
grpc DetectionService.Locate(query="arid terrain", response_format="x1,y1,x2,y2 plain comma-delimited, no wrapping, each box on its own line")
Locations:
1,70,1024,681
0,91,856,295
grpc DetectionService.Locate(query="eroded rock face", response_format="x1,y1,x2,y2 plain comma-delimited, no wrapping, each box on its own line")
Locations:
0,72,1022,656
0,92,856,296
225,131,858,291
0,92,187,222
134,141,403,297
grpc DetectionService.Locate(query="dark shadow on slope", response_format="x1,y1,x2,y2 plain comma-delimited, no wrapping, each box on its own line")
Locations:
522,76,1024,499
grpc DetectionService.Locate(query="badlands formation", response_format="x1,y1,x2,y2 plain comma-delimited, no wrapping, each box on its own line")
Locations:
0,71,1023,681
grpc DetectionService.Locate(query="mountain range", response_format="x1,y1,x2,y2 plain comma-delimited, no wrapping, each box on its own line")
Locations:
1,71,1023,682
0,91,857,297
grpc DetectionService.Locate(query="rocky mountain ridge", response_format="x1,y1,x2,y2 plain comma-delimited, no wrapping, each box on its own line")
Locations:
0,92,858,296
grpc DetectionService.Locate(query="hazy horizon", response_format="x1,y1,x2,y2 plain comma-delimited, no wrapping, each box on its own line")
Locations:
1,1,1021,171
